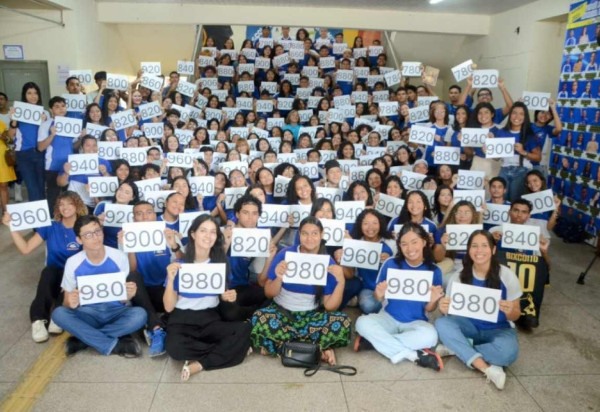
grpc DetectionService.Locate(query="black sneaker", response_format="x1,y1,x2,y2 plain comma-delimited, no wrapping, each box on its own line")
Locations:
353,335,374,352
65,336,88,356
112,336,141,358
516,315,537,332
415,349,443,371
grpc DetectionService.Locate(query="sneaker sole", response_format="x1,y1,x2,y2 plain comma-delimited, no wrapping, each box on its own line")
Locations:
149,350,167,358
422,348,444,372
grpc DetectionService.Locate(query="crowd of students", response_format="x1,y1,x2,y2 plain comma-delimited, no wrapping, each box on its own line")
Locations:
0,26,564,391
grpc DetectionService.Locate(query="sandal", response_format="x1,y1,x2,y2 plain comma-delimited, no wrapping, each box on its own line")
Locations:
180,360,203,382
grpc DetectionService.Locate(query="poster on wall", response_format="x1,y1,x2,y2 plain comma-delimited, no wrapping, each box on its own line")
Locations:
552,0,600,246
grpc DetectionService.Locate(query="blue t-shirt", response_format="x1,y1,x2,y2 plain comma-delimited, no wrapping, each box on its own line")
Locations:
356,241,393,290
376,258,442,323
495,129,541,166
93,202,120,249
37,221,81,269
135,247,172,287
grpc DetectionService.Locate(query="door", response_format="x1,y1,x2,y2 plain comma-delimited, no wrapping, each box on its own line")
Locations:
0,60,50,107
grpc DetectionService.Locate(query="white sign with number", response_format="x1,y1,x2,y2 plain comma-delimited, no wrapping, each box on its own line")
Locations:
106,73,129,91
122,221,166,253
434,146,460,165
274,176,291,198
341,239,382,270
449,282,501,322
166,152,194,169
142,122,163,140
483,203,510,225
400,170,426,190
138,101,163,121
408,105,429,123
316,187,342,204
446,224,483,251
140,61,161,75
472,70,499,88
461,128,488,147
485,137,515,159
78,272,127,305
335,201,365,224
68,154,98,176
86,123,109,140
120,147,147,166
522,91,550,111
111,110,137,131
69,70,93,85
375,193,405,219
284,252,330,286
54,116,82,138
457,170,485,190
409,125,435,146
402,62,422,77
188,176,214,197
178,211,208,237
88,176,118,197
178,263,226,294
103,203,133,228
231,228,271,258
321,218,346,247
501,223,540,252
379,101,399,117
12,101,43,126
522,189,556,215
451,59,474,82
62,94,87,113
140,74,163,92
134,177,162,194
177,60,194,75
289,204,311,228
145,190,175,213
259,204,290,228
384,70,402,87
7,200,51,231
453,189,485,211
224,187,246,209
385,269,433,302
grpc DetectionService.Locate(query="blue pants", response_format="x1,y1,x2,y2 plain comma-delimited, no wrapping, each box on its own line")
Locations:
15,149,45,201
499,165,529,203
435,315,518,368
358,288,382,314
52,303,147,355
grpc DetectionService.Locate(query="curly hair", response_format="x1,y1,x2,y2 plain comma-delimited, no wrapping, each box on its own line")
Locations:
54,191,88,221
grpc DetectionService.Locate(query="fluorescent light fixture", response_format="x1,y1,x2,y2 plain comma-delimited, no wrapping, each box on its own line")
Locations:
429,0,444,4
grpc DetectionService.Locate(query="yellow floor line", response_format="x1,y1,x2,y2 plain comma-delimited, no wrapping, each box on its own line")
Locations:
1,333,69,412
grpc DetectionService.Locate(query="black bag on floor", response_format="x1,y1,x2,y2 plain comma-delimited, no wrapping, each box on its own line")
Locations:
280,341,357,377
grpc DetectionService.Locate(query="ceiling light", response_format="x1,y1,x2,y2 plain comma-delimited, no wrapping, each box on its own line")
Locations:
429,0,444,4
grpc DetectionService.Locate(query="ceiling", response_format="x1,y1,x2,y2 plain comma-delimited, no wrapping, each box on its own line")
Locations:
93,0,538,15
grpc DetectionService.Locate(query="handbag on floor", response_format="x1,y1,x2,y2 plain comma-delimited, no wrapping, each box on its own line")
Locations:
280,341,357,377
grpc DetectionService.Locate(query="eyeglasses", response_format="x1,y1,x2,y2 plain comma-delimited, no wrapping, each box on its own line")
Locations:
478,92,491,97
80,229,103,240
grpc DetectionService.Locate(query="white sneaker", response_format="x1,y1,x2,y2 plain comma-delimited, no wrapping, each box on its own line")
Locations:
14,184,23,202
435,343,456,357
32,320,49,343
484,365,506,390
48,319,63,334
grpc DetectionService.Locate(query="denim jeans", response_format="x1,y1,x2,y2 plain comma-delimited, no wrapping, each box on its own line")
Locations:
435,315,519,368
52,303,147,355
355,310,438,364
15,149,45,202
358,288,382,314
499,165,529,203
341,277,362,308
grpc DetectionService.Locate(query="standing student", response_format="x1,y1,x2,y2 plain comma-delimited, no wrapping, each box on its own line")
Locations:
51,215,147,357
531,100,562,176
435,230,521,391
8,82,48,202
355,223,444,371
0,112,16,213
164,215,251,381
467,103,501,180
2,191,87,342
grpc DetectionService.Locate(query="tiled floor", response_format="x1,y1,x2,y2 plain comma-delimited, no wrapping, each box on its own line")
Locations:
1,222,599,411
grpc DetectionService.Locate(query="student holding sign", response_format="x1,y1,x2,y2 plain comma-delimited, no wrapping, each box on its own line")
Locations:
531,100,562,176
7,82,48,202
435,230,522,390
355,223,444,370
466,102,501,180
387,190,437,236
251,217,350,365
94,180,139,248
523,170,561,231
52,215,147,357
164,215,251,381
3,191,88,343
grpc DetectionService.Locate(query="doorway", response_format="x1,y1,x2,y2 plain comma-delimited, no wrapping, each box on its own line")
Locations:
0,60,50,107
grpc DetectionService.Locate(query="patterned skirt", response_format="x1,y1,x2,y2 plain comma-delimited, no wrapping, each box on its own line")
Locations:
250,303,351,355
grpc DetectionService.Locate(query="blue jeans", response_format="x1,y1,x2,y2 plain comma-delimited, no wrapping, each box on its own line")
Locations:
52,303,147,355
499,165,529,203
341,277,362,308
15,149,45,202
355,310,438,364
435,315,519,368
358,288,382,314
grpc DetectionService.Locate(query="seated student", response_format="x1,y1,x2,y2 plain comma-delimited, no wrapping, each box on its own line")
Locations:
140,163,161,181
251,217,351,365
388,190,437,237
3,191,88,342
164,215,251,381
51,215,147,357
220,195,274,321
159,192,185,233
348,209,394,314
489,199,550,331
354,223,444,371
435,230,522,391
94,180,140,248
126,201,184,357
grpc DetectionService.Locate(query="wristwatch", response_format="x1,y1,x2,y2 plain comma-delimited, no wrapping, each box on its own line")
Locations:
170,244,181,253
